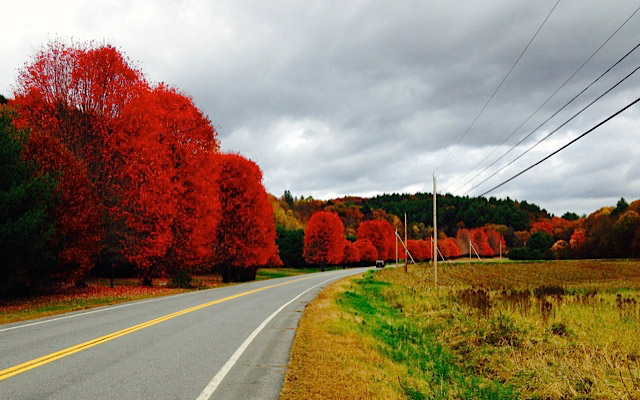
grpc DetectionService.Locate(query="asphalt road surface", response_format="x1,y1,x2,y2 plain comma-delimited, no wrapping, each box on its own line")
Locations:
0,267,371,399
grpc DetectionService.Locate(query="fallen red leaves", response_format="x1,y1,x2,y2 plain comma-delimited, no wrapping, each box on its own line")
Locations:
0,281,187,323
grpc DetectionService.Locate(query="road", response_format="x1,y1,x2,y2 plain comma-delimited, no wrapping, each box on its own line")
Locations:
0,267,370,399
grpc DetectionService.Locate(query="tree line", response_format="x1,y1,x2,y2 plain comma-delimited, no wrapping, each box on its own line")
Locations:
1,41,279,295
273,192,640,266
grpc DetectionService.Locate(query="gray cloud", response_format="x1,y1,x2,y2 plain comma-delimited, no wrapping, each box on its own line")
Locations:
3,0,640,216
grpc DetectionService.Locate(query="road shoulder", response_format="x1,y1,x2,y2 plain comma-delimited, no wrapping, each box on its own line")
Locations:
280,272,404,400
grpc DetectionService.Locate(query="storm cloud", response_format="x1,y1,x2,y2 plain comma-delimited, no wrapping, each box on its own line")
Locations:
3,0,640,215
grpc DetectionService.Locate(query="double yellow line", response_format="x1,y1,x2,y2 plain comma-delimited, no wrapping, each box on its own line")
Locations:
0,275,315,381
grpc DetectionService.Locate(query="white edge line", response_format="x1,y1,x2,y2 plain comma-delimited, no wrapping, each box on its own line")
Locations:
195,272,354,400
0,296,170,333
0,268,360,333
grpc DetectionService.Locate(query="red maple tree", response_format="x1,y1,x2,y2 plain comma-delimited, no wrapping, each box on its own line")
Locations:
304,211,345,269
354,239,378,263
357,219,395,260
214,154,278,281
342,240,361,265
439,237,462,258
10,41,150,281
149,85,221,273
407,239,432,261
13,40,224,283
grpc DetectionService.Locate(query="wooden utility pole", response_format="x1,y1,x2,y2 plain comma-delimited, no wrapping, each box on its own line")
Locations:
433,175,438,287
404,213,408,273
395,230,399,268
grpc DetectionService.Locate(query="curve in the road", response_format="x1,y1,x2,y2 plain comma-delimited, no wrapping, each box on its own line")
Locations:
0,274,317,381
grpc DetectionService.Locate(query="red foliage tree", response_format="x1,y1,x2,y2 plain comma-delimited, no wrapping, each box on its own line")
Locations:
266,251,284,267
423,239,434,260
107,89,178,281
443,237,462,258
354,239,378,263
457,228,494,257
406,240,421,260
582,208,614,258
342,240,361,265
531,219,554,236
549,217,574,242
11,41,150,282
214,154,278,281
303,211,345,268
407,239,432,261
485,228,505,254
149,85,221,273
357,219,395,260
456,228,471,255
437,237,461,259
470,228,494,257
569,228,586,256
13,40,224,283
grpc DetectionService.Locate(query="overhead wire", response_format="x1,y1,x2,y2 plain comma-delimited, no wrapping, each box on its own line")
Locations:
460,40,640,195
477,95,640,197
466,60,640,195
433,0,561,174
450,4,640,194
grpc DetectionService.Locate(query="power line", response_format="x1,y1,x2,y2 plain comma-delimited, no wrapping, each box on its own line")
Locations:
433,0,561,173
451,4,640,193
478,95,640,197
459,40,640,195
466,60,640,196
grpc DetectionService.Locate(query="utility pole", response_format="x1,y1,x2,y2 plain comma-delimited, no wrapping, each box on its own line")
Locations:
433,175,437,287
395,230,399,268
404,213,408,273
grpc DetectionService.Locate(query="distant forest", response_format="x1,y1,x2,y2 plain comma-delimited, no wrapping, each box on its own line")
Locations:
362,193,553,235
273,191,554,238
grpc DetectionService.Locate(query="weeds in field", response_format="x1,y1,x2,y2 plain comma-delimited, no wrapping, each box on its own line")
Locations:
362,260,640,399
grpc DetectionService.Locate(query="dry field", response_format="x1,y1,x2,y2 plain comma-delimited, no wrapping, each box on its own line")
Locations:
282,260,640,399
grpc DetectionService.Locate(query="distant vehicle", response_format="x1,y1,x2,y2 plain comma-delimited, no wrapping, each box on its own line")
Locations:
375,260,385,268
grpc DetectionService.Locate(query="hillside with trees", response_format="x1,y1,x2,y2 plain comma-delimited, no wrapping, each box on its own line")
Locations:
272,191,640,266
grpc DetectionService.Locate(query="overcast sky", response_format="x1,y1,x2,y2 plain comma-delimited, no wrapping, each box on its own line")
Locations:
3,1,640,216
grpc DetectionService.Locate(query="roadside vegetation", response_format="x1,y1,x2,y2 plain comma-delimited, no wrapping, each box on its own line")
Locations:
0,267,333,324
282,260,640,399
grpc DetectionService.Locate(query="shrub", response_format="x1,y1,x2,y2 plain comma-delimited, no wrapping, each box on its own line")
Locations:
507,247,530,260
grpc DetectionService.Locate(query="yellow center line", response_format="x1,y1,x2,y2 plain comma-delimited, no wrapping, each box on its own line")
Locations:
0,274,318,381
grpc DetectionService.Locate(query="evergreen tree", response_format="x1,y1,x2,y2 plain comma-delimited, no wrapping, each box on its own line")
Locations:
0,109,57,295
276,226,306,267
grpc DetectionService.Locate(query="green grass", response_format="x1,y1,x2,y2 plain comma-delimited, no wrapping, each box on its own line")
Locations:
337,271,518,399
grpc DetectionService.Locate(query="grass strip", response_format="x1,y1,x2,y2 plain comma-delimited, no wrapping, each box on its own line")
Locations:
335,271,518,399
